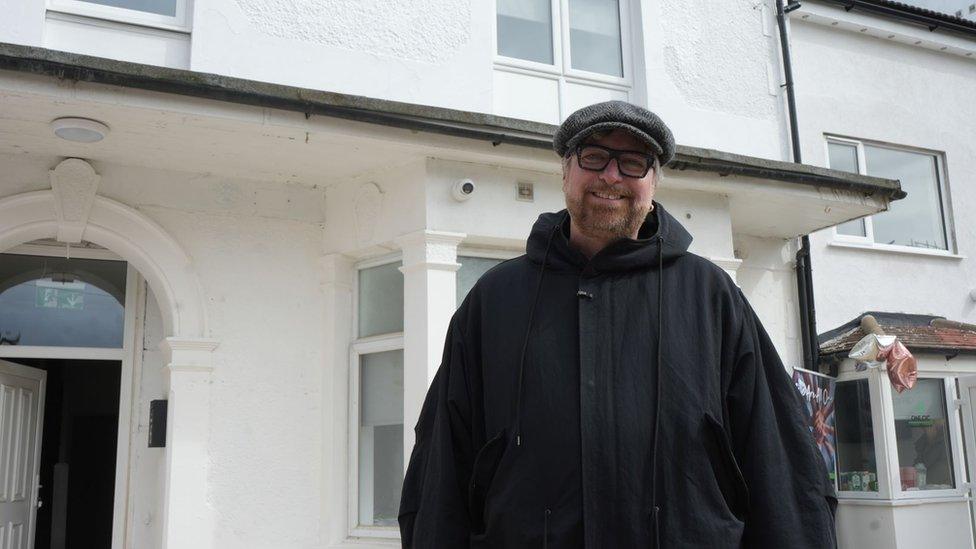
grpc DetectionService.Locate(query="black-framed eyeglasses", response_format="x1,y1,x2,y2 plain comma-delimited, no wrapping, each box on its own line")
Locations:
575,144,656,178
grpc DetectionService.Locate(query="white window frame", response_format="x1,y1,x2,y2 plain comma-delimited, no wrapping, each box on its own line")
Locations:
824,136,956,256
880,374,967,501
835,371,889,500
836,362,970,503
492,0,635,112
47,0,192,32
347,254,404,540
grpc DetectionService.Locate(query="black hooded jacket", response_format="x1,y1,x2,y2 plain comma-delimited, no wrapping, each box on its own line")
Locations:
399,203,837,548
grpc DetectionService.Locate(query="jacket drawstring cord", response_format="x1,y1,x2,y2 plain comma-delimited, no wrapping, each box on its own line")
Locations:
651,236,665,547
514,214,563,447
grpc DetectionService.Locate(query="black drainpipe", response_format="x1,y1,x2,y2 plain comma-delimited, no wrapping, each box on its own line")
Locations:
775,0,820,372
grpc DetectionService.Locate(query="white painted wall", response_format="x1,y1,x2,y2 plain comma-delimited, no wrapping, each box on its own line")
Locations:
0,0,799,164
638,0,789,160
790,12,976,332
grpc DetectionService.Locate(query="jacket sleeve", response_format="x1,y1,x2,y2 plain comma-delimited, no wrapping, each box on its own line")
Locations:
724,291,837,549
398,321,475,548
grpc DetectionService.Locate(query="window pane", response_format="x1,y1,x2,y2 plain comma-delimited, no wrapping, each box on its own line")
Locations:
835,380,878,492
827,142,859,174
497,0,553,64
457,256,503,307
864,146,947,250
79,0,177,17
359,350,404,526
358,262,403,338
0,254,126,348
893,379,955,491
569,0,623,77
827,143,867,237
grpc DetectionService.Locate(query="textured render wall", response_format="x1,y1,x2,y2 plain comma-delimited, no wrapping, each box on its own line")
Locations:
190,0,493,113
96,163,330,548
639,0,790,160
791,19,976,331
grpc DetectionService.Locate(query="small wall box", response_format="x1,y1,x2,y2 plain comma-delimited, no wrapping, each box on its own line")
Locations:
149,399,168,448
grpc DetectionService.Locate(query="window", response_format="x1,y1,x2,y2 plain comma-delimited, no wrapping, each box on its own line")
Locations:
0,253,126,348
456,256,504,307
48,0,191,31
892,379,955,491
496,0,627,79
826,137,951,252
353,261,404,530
835,379,879,492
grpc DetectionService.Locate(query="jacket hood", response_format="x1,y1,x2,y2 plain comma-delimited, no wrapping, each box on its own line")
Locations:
526,201,692,274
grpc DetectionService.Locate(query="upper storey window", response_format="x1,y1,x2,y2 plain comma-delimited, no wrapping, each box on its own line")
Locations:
493,0,633,124
496,0,626,79
48,0,191,30
827,137,953,254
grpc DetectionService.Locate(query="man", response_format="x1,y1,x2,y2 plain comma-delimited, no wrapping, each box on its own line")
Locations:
399,101,837,548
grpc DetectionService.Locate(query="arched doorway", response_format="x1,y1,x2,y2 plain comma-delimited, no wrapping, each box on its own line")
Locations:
0,159,216,549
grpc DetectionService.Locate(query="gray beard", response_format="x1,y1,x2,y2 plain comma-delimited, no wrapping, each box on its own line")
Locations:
565,194,651,240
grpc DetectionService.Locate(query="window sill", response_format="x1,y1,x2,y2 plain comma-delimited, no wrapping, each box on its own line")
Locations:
46,5,190,33
828,240,965,259
838,494,968,507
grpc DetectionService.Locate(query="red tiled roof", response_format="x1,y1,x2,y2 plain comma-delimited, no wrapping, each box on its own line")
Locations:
820,321,976,356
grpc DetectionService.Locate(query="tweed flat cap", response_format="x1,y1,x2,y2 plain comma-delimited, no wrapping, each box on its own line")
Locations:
553,100,676,166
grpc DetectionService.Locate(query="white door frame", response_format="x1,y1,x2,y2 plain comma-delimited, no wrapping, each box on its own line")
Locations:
0,246,140,549
0,359,47,549
959,375,976,544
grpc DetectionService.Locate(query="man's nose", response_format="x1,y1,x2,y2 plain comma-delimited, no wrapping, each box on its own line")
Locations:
600,158,624,184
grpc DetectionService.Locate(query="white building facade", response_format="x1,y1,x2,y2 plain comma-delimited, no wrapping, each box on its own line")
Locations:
0,0,968,548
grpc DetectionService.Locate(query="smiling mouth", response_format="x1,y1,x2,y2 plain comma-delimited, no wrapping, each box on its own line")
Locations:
590,191,627,201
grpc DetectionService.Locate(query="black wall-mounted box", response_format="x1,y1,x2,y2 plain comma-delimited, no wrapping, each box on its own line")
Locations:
149,399,168,448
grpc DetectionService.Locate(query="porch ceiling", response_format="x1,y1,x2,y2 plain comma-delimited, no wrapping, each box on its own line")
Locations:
0,43,902,240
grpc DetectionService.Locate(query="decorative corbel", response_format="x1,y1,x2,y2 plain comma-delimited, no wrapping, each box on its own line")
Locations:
50,158,100,244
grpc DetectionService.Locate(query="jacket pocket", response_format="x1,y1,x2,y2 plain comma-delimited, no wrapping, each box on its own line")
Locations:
702,413,750,521
468,429,507,535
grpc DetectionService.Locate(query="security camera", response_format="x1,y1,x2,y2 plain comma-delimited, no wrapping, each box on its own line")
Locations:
452,179,475,202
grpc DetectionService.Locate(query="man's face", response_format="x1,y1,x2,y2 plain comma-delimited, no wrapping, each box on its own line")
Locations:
562,129,658,240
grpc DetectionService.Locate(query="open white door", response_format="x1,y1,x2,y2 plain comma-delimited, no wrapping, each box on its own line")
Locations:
0,359,45,549
959,375,976,544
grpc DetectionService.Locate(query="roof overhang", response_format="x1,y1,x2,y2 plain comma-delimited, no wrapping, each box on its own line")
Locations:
0,42,903,239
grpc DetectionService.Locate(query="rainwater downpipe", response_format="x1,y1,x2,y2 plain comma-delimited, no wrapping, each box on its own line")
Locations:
775,0,820,372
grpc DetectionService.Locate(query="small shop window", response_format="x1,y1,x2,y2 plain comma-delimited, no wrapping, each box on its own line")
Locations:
892,379,955,491
835,379,879,492
0,254,126,348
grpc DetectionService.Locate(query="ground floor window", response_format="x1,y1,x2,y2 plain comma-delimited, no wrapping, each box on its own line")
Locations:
835,379,879,492
892,378,955,491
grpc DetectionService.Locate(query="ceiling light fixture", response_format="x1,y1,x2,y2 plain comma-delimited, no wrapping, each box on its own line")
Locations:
50,117,110,143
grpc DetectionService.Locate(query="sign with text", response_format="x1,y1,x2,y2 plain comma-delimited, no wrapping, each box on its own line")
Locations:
793,368,837,483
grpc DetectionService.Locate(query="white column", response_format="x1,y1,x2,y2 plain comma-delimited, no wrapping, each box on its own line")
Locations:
159,337,219,549
396,230,465,458
319,253,355,544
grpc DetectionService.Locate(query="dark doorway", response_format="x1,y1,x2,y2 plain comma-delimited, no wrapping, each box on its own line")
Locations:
17,358,121,549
